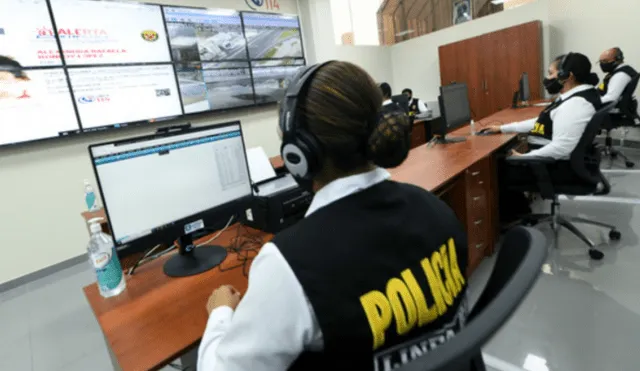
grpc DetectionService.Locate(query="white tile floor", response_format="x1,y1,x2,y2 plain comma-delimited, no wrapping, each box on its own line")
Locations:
1,148,640,371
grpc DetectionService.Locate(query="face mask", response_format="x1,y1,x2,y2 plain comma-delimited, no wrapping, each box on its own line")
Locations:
600,61,617,74
543,77,563,95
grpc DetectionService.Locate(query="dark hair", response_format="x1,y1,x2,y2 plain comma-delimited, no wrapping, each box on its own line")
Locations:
301,62,410,174
613,47,624,62
554,53,599,85
402,88,412,95
379,82,392,98
0,55,28,79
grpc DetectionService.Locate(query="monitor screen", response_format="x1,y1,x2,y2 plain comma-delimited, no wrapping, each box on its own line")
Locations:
176,61,254,114
165,7,247,62
49,0,171,65
252,63,304,103
242,13,303,59
90,122,252,247
440,83,471,130
0,67,80,145
69,65,182,131
520,72,531,102
0,0,62,67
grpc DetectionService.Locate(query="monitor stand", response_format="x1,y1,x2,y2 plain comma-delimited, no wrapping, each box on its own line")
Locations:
164,234,228,277
435,136,466,144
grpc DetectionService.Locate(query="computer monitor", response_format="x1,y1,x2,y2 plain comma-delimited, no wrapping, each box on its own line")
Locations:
89,122,253,277
391,94,410,115
513,72,531,108
435,83,471,144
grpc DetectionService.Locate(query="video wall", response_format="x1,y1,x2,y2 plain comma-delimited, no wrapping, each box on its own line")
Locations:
0,0,305,147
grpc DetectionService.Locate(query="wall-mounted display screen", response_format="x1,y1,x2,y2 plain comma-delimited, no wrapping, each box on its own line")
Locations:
50,0,171,65
164,7,247,62
242,13,303,59
0,0,305,148
176,62,254,114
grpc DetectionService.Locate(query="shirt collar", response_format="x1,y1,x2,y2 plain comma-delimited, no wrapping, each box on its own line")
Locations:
615,63,627,71
383,99,393,106
560,84,593,100
305,168,391,217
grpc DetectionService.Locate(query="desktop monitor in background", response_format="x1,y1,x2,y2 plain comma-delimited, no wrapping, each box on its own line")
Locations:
391,94,410,115
89,122,252,277
513,72,531,108
435,83,471,144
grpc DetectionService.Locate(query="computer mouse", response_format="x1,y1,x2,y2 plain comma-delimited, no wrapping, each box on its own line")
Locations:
476,128,494,136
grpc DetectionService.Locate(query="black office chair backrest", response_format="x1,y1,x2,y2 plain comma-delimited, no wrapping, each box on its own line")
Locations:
570,102,617,186
396,227,547,371
617,74,640,118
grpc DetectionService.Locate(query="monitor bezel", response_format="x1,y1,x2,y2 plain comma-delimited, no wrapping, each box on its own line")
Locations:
88,120,253,259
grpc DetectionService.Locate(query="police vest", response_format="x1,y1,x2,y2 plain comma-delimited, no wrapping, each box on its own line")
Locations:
409,98,420,116
273,180,469,370
598,65,638,95
529,88,602,141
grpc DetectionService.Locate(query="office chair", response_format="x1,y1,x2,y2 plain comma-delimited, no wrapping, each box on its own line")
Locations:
506,102,621,260
396,227,547,371
602,74,640,168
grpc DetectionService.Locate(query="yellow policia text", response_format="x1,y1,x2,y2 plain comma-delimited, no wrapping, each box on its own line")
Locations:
359,238,465,350
531,122,545,135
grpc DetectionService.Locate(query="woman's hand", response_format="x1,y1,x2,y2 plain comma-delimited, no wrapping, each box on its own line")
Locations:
510,149,523,157
206,285,242,315
485,125,502,134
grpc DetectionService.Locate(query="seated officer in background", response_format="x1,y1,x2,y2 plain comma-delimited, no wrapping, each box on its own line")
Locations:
484,52,601,222
198,61,469,370
380,82,406,115
402,88,429,117
597,47,638,105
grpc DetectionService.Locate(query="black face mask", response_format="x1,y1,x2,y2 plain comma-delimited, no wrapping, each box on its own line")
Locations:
543,77,563,95
600,61,617,74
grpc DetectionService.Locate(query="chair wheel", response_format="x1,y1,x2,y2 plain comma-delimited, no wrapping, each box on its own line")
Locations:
625,161,635,168
589,249,604,260
610,230,622,241
611,153,618,159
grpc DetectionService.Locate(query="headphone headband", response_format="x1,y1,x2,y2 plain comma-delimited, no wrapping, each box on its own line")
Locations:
614,47,624,62
557,52,573,81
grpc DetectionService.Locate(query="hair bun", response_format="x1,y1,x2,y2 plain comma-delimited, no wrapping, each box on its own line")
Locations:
587,72,600,86
367,109,411,168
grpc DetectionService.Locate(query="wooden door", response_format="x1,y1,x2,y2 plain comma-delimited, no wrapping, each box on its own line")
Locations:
439,38,484,121
484,21,543,114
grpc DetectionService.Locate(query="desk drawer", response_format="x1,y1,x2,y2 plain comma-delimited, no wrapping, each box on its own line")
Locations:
465,158,492,196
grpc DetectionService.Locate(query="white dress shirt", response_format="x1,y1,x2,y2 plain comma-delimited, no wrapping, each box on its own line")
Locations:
197,168,392,371
414,98,428,113
600,63,633,104
500,84,597,160
382,99,393,106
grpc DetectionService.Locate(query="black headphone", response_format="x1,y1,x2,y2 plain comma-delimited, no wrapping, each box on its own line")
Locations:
614,47,624,62
279,61,333,181
557,52,573,81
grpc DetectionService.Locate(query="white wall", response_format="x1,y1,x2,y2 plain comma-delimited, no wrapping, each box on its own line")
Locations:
298,0,393,83
390,0,551,102
0,0,297,285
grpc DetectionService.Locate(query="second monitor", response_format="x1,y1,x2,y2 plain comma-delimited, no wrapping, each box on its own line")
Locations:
435,82,472,144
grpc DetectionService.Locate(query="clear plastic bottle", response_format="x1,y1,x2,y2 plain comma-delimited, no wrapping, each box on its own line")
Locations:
84,180,99,211
470,119,476,135
87,218,126,298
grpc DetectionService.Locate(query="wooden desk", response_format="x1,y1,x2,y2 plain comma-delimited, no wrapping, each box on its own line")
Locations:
83,106,543,371
411,115,442,149
84,224,270,371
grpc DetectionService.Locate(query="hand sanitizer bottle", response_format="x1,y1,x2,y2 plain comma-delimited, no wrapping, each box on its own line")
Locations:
84,180,99,211
87,218,126,298
470,119,476,135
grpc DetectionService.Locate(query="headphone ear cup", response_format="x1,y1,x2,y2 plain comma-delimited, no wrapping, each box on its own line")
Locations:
296,130,323,177
281,132,323,180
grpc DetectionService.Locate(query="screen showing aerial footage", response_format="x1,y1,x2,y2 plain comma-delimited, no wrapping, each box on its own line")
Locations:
0,0,62,67
49,0,171,65
0,68,80,146
242,13,303,60
176,62,254,114
252,62,304,104
68,65,182,130
164,7,247,62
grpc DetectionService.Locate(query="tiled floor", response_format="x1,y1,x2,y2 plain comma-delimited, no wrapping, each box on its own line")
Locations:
1,149,640,371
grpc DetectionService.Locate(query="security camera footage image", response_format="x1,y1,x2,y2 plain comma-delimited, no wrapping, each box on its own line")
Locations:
252,63,304,104
242,13,303,60
176,62,254,113
164,7,248,62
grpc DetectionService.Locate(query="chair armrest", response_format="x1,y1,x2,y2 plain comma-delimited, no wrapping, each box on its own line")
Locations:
505,155,556,165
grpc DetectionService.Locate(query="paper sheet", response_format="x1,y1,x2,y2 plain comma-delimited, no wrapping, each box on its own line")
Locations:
256,174,299,196
246,147,277,184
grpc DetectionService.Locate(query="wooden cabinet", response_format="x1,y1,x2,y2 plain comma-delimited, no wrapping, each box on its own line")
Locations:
410,120,427,149
439,21,542,120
